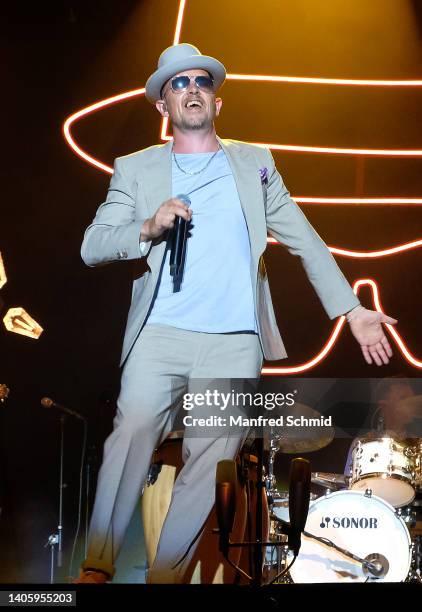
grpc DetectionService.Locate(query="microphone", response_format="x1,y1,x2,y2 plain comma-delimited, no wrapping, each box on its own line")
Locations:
288,457,311,556
215,460,237,556
41,397,85,421
169,194,191,278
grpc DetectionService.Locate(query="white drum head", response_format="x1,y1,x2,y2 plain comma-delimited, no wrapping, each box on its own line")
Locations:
290,490,411,583
350,476,415,508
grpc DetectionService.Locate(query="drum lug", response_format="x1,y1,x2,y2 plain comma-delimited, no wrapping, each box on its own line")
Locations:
364,488,373,498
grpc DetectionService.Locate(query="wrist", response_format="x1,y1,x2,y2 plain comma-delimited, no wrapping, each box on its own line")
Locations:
345,304,365,322
140,219,153,242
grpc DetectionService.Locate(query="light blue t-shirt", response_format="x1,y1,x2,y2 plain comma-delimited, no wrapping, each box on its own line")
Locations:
147,148,257,333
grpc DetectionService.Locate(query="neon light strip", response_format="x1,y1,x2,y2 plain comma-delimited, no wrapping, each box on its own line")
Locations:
262,279,422,374
295,197,422,205
228,74,422,87
174,0,186,43
268,237,422,258
248,142,422,156
63,88,145,174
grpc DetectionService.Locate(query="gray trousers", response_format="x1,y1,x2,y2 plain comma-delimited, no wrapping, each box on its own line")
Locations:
82,324,263,582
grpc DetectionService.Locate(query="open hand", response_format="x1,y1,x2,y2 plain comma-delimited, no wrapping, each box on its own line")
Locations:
347,307,397,366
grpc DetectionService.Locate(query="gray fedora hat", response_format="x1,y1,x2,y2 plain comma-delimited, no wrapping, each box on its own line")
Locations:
145,43,226,103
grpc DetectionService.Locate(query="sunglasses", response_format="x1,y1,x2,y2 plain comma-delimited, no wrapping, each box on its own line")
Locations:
161,75,215,98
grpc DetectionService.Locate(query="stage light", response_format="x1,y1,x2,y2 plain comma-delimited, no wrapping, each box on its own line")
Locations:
3,307,43,340
0,252,7,290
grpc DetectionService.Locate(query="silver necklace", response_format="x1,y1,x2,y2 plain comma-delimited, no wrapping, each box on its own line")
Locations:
173,144,221,176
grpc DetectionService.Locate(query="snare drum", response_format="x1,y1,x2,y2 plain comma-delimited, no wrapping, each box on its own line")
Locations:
290,490,412,583
349,437,415,507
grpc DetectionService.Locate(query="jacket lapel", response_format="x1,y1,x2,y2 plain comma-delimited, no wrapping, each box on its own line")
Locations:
217,137,267,261
138,140,173,274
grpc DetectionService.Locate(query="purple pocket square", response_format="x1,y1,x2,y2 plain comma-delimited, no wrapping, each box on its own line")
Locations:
259,167,268,184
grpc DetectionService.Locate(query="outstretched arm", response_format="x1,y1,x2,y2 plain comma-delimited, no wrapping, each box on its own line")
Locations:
264,148,396,366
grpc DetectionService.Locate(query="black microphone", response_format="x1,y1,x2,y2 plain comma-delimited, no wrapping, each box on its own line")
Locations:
169,194,191,278
41,397,85,421
215,460,237,556
288,457,311,556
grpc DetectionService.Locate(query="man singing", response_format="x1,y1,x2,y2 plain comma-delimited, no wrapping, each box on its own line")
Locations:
76,43,397,583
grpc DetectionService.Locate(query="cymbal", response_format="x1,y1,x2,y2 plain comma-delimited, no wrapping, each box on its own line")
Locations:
266,402,335,454
311,472,349,491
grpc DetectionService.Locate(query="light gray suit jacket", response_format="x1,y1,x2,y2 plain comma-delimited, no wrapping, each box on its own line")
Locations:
81,137,360,365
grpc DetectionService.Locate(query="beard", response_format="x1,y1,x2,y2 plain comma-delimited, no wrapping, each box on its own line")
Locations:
173,109,214,131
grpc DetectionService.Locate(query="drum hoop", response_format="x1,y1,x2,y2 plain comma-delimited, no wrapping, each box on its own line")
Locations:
352,437,408,449
350,472,414,486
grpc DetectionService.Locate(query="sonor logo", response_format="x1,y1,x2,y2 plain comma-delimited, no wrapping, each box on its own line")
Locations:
320,516,378,529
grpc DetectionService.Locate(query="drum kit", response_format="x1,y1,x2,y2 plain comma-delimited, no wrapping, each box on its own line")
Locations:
143,399,422,584
265,418,422,584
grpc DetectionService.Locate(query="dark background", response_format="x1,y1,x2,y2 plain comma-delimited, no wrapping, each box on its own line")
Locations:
1,0,421,582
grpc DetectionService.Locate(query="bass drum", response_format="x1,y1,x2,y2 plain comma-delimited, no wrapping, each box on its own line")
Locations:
290,490,411,583
141,432,268,584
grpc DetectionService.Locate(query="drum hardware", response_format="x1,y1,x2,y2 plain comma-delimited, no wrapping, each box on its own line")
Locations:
264,431,280,505
408,535,422,582
396,507,417,528
311,472,349,492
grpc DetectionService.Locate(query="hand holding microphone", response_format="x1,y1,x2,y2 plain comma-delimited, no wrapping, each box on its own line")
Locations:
140,196,192,242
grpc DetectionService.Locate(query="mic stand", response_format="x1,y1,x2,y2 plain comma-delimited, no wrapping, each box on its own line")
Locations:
302,529,386,577
45,414,66,583
58,415,64,569
44,534,59,584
